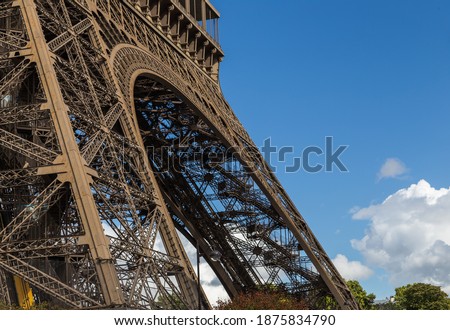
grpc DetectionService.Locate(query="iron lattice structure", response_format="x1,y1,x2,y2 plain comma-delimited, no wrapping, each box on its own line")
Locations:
0,0,358,309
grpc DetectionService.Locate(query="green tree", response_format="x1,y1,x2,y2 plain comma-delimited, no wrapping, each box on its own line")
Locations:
346,280,376,310
394,283,450,310
373,299,399,310
315,295,338,310
317,280,375,310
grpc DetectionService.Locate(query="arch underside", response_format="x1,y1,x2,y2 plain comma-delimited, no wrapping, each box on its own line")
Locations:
133,74,326,300
115,44,330,305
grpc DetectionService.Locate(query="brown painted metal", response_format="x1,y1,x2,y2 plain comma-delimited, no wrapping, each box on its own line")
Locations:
0,0,359,309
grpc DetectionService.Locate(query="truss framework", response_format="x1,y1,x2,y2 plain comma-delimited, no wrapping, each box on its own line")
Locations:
0,0,358,309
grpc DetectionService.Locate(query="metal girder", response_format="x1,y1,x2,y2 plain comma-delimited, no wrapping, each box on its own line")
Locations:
0,269,12,305
0,254,101,308
0,127,59,165
0,180,65,243
0,59,32,98
0,238,85,259
0,168,40,188
0,104,46,125
16,0,124,307
81,103,124,164
0,30,28,50
48,18,92,52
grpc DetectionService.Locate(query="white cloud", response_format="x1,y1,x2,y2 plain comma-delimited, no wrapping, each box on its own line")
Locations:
377,158,408,180
351,179,450,293
178,234,229,304
332,254,373,280
198,262,229,305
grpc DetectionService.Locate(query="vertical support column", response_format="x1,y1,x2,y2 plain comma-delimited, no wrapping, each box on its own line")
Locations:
201,0,206,28
185,0,191,15
18,0,124,306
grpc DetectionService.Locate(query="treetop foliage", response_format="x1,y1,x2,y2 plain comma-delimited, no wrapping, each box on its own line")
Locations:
215,285,308,310
393,283,450,310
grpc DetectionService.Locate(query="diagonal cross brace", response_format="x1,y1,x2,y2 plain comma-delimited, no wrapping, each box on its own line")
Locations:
0,104,46,126
0,127,59,165
0,59,31,98
0,180,65,243
48,18,93,52
0,254,101,308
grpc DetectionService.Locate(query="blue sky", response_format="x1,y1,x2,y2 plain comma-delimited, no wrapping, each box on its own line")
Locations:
210,0,450,300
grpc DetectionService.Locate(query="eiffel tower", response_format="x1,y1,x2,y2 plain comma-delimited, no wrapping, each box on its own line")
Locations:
0,0,358,309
